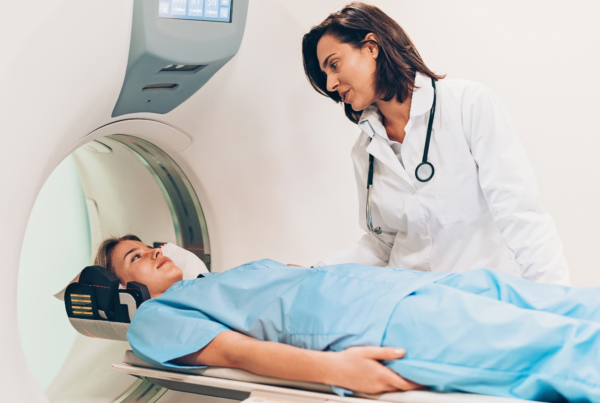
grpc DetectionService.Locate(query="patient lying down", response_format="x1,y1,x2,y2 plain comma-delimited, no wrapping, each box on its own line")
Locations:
99,235,600,402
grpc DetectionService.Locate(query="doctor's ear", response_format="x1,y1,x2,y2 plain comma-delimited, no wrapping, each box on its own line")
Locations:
362,33,379,59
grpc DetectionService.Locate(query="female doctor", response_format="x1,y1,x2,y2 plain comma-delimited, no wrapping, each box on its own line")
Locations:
301,2,569,285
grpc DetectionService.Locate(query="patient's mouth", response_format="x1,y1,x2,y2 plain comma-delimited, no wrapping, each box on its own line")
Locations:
157,258,170,269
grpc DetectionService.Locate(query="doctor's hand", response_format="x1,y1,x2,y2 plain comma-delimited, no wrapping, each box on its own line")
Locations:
325,346,424,394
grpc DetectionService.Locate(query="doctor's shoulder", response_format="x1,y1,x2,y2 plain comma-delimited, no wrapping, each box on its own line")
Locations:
439,78,504,112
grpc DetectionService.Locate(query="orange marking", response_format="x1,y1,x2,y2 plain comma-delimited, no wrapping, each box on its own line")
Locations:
82,326,99,339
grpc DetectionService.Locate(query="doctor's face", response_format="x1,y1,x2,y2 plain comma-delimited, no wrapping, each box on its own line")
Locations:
111,240,183,298
317,33,378,111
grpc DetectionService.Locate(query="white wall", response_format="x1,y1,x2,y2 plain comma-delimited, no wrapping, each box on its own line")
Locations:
2,0,600,401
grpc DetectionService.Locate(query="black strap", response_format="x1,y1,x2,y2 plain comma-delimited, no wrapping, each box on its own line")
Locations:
367,153,375,188
422,78,437,163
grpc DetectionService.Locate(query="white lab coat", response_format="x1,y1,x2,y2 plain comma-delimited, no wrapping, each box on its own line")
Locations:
318,73,570,285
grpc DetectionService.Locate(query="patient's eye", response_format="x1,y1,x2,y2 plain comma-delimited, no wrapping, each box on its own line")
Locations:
131,253,141,263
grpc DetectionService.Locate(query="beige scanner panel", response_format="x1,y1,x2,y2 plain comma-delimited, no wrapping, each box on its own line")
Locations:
72,138,177,251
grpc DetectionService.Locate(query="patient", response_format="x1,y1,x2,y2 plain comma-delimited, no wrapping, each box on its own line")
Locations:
99,235,600,402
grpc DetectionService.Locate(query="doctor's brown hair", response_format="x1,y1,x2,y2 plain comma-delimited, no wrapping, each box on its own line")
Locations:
302,2,444,124
94,234,142,279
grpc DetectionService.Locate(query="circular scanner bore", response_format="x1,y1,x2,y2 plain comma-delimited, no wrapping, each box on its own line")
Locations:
18,134,210,402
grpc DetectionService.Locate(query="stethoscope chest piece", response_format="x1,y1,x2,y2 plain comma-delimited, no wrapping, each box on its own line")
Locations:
415,161,434,182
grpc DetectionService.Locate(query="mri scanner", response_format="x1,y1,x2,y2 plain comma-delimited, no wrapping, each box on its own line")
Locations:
3,0,600,402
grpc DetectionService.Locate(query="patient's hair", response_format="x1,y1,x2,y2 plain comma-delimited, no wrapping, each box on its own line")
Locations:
94,234,142,278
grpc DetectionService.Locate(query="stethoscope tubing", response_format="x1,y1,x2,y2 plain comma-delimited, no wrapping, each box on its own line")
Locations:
422,79,436,165
366,154,381,234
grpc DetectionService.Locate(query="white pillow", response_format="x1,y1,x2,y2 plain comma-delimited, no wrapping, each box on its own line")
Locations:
53,243,208,301
160,242,209,280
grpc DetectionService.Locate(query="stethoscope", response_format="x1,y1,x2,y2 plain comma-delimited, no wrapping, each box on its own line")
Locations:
366,78,437,235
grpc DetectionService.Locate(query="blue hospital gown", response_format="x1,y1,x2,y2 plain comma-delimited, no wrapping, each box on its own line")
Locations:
127,259,600,402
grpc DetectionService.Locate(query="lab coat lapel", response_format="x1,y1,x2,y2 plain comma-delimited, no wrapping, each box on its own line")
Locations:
365,134,412,185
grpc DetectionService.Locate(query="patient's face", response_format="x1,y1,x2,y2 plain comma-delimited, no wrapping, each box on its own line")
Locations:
111,240,183,298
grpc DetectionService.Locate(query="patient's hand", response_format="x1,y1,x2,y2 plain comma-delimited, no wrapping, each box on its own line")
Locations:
325,346,424,394
174,331,422,394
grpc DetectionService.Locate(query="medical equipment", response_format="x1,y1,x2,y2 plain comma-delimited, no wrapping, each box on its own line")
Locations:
159,0,233,23
365,79,436,234
112,0,246,116
113,355,532,403
64,265,150,339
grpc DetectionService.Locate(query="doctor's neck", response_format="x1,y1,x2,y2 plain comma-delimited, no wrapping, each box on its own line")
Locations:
375,92,413,144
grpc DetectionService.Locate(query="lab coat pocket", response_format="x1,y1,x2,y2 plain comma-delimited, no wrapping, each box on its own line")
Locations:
435,158,487,225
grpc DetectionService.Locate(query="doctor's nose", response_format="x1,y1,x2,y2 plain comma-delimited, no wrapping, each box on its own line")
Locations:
326,74,339,93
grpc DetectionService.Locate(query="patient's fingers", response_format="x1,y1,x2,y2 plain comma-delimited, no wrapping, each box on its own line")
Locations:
372,361,424,392
332,345,425,394
348,346,424,392
385,368,424,391
350,346,406,360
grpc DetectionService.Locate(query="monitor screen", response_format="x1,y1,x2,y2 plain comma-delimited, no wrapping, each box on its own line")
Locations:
159,0,232,23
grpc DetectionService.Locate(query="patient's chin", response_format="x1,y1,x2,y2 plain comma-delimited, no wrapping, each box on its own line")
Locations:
166,267,183,283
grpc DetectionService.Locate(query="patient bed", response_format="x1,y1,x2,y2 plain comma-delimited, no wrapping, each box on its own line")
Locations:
114,350,536,403
65,265,539,403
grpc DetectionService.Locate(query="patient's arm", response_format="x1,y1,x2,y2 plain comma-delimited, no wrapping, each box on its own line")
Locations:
173,330,422,394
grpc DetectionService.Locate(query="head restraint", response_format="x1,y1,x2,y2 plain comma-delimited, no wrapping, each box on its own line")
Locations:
64,266,151,340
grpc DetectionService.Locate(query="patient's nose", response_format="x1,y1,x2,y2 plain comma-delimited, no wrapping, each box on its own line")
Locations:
151,248,162,259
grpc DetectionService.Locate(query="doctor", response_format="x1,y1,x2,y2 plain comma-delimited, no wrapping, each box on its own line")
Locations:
301,2,569,285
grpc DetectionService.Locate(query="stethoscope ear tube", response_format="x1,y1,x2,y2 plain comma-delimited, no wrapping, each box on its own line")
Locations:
367,154,382,234
366,184,382,234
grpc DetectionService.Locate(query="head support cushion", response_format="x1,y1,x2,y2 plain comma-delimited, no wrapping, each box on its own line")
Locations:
64,265,151,323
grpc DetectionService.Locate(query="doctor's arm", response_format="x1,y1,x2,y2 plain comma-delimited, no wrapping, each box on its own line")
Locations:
172,330,422,394
465,85,570,285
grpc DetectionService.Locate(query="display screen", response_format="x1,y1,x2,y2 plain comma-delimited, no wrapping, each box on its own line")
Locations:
159,0,232,23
